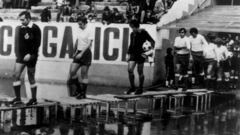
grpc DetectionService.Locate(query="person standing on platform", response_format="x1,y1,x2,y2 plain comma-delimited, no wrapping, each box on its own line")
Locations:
189,27,208,88
173,28,191,91
67,16,94,99
165,48,174,88
203,34,217,90
11,11,41,106
214,38,230,91
125,19,155,95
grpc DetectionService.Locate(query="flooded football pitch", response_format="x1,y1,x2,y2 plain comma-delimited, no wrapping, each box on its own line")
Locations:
0,80,239,135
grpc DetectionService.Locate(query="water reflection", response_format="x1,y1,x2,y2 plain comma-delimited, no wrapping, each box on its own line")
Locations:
0,94,240,135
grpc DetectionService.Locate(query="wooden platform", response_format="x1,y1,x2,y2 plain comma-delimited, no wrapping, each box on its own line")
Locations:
0,95,57,110
45,96,104,124
87,94,140,119
114,89,208,100
0,95,57,126
48,97,101,107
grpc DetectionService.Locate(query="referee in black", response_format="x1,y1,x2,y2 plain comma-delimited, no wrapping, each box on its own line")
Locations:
11,11,41,106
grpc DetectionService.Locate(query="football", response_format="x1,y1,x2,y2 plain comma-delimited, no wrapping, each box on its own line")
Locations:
142,41,152,52
141,41,154,60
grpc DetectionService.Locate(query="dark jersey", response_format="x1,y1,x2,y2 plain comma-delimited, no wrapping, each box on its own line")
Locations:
165,54,174,68
16,23,41,60
128,29,155,55
165,54,174,80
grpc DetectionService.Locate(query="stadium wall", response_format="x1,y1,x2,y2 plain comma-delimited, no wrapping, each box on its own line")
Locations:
0,22,160,97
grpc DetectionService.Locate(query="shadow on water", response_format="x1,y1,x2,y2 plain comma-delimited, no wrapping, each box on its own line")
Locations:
0,93,239,135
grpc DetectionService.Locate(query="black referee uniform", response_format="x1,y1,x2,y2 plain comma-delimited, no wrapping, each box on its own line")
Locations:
16,23,41,67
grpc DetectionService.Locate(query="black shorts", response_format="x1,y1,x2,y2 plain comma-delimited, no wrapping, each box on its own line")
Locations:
175,54,189,75
230,56,238,70
221,60,231,72
166,67,174,80
16,57,37,68
192,51,204,62
73,49,92,66
204,59,216,67
175,54,189,65
129,54,146,64
191,51,204,75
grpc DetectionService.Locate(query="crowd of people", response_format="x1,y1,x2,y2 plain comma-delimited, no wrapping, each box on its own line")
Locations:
0,0,40,9
0,0,178,24
40,0,178,24
165,28,240,91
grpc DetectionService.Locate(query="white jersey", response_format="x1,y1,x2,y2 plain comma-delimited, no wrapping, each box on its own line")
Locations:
77,24,94,51
203,43,217,60
174,36,190,54
189,34,208,52
215,45,229,62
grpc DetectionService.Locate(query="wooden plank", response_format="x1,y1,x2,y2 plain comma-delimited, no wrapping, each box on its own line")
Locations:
46,97,101,106
114,89,208,100
87,94,122,102
0,100,56,111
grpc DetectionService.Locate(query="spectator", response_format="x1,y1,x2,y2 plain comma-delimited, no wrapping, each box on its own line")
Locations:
125,1,140,23
86,3,96,15
125,2,133,23
164,0,174,9
62,3,72,22
56,6,64,22
85,3,96,22
85,0,92,6
77,11,85,18
40,7,51,22
87,13,96,23
140,0,155,23
69,12,77,22
153,0,166,20
142,10,158,24
112,8,125,23
102,6,112,25
56,0,64,8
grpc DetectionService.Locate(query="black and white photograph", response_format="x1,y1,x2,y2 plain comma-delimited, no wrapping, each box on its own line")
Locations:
0,0,239,135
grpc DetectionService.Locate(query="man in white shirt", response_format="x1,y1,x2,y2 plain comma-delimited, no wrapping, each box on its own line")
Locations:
203,34,217,89
67,16,94,99
173,28,190,91
189,27,208,88
214,37,229,90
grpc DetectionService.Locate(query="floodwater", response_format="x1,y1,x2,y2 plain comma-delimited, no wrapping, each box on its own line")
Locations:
0,79,240,135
